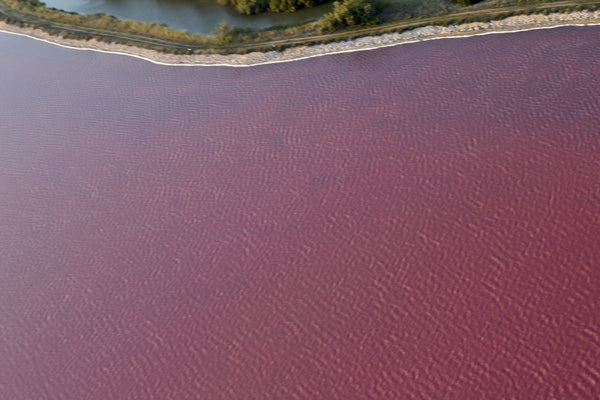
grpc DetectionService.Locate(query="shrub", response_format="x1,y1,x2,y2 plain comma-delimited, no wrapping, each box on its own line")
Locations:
319,0,377,32
217,0,327,15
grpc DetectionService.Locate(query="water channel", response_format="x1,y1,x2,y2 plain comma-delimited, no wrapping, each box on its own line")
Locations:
41,0,332,35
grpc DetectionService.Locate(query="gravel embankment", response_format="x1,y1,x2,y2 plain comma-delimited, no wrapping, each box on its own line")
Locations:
1,10,600,67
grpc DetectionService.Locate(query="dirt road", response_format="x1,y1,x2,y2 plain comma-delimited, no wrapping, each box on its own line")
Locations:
1,0,598,53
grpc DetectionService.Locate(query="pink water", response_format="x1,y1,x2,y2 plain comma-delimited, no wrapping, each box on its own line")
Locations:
1,26,600,399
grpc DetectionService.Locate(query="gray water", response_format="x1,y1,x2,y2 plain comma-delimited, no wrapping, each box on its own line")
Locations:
42,0,332,35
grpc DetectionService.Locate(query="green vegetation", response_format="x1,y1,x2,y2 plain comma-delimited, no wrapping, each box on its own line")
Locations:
214,21,254,44
217,0,329,14
319,0,377,31
454,0,484,5
0,0,216,44
0,0,598,55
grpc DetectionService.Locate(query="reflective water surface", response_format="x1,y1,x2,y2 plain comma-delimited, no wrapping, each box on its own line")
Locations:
42,0,332,34
1,26,600,399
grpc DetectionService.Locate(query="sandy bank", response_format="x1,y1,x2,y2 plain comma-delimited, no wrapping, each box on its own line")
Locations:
1,10,600,66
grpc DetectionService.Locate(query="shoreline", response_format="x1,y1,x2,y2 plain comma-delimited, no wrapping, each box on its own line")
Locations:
1,10,600,67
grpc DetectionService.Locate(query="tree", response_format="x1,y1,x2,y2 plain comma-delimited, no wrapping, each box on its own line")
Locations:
214,21,233,44
319,0,377,32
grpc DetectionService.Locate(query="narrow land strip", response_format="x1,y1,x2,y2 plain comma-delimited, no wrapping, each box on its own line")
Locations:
1,4,600,66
